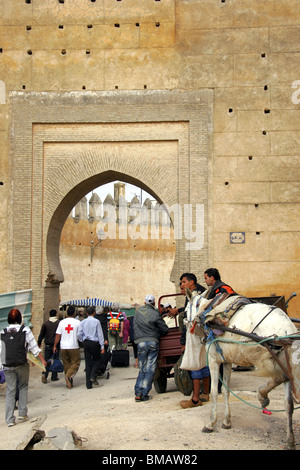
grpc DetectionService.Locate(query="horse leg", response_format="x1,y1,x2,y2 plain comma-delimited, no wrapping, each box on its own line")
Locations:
258,376,284,409
202,360,220,433
221,362,232,429
284,381,295,450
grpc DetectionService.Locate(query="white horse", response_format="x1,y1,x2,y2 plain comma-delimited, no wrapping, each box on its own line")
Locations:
186,290,300,450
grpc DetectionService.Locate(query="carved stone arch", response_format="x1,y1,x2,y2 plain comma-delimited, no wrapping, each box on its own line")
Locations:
46,168,168,288
10,90,212,331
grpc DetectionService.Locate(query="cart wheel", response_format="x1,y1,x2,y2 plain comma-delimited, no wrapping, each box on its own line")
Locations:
106,371,110,380
154,368,167,393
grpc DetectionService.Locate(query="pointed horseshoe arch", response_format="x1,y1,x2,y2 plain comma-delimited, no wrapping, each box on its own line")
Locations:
10,90,212,331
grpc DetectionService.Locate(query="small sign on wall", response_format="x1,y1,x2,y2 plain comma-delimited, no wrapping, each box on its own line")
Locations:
230,232,245,244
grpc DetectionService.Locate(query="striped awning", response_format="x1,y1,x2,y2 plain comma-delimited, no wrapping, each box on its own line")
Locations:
0,289,33,330
60,298,113,308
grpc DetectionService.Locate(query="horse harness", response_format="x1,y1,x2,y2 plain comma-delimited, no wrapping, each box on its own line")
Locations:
196,297,300,400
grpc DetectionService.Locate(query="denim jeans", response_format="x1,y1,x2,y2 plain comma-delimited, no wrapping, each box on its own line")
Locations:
190,366,210,380
134,341,159,397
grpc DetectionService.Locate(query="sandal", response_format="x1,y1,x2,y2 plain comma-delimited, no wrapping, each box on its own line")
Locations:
200,394,209,402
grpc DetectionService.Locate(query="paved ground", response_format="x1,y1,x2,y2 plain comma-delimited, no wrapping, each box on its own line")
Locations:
0,348,300,451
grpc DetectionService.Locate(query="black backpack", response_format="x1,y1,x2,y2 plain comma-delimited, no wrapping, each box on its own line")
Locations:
1,325,27,367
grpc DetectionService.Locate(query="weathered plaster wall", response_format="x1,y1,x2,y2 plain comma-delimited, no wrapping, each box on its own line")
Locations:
0,0,299,328
59,217,176,306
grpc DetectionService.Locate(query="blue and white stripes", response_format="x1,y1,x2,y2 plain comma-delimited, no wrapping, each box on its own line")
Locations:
60,298,113,308
0,289,32,330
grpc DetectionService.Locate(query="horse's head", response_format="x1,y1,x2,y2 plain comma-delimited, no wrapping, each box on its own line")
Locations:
185,288,200,301
183,291,211,340
185,289,210,313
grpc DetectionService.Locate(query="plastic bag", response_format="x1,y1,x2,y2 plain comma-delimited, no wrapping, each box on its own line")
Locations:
180,321,207,371
47,354,64,373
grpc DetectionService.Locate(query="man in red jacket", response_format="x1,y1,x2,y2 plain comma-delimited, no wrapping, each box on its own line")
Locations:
204,268,236,394
204,268,236,299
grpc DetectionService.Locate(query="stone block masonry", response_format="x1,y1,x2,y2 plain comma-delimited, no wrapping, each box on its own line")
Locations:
0,1,300,333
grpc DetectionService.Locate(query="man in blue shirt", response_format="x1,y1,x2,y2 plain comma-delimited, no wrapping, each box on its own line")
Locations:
77,306,105,389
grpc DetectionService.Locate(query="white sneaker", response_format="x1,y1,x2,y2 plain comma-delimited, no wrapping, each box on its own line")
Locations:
18,416,28,422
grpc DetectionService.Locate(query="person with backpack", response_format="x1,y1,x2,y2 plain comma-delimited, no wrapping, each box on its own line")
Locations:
106,302,124,351
0,308,47,427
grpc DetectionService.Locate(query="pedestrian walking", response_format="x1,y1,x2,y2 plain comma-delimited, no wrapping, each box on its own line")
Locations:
77,306,105,389
0,309,47,427
53,306,81,389
38,309,60,383
134,295,168,402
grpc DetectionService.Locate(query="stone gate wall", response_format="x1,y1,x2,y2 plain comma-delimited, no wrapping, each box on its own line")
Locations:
0,0,299,331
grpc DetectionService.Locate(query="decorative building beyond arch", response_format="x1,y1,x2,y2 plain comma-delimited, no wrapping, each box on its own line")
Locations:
10,90,213,332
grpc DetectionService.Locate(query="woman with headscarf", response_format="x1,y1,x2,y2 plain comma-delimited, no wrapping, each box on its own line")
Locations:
122,312,130,350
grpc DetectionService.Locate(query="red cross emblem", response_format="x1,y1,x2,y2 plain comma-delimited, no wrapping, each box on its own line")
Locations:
65,324,73,334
